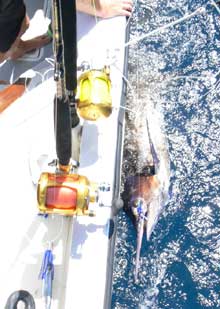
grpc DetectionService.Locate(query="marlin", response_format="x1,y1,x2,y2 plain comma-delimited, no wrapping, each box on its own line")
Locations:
122,110,170,282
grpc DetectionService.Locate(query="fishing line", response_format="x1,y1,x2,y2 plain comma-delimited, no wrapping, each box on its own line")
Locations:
42,215,65,248
45,57,55,66
97,56,138,113
124,6,206,47
87,0,99,69
103,4,209,106
114,1,220,114
199,78,220,100
125,0,138,30
91,0,99,25
20,215,65,249
41,67,54,80
112,62,136,96
125,14,132,30
89,0,137,68
114,104,136,114
210,0,220,15
164,74,214,82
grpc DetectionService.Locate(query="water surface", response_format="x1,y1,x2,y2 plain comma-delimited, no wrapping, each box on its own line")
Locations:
112,1,220,308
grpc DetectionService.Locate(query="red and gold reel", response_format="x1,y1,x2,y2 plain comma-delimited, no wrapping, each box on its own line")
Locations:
37,172,98,216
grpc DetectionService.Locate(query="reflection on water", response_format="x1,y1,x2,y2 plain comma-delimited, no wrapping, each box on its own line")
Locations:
112,0,220,308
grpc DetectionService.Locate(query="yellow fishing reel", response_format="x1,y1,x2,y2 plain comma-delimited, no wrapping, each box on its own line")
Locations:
76,66,112,121
37,172,98,216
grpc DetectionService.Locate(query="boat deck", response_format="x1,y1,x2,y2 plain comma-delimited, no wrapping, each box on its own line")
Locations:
0,2,127,308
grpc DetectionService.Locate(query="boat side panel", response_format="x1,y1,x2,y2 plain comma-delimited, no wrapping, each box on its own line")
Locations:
64,14,127,309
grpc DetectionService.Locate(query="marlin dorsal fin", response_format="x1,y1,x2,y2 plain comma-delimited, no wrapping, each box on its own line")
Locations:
146,118,160,169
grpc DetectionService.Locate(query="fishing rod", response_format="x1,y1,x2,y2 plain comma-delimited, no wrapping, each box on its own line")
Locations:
37,0,117,219
37,2,79,308
53,0,79,172
37,0,111,217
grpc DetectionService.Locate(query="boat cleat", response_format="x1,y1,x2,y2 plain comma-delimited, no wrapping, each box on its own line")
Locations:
98,182,111,207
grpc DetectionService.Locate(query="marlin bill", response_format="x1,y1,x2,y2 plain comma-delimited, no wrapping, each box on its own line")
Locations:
122,105,170,281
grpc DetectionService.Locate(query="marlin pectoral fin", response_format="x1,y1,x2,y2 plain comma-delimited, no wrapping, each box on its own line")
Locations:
134,218,145,282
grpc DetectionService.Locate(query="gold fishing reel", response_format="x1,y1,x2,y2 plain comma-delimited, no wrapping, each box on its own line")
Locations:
76,66,112,121
37,172,98,216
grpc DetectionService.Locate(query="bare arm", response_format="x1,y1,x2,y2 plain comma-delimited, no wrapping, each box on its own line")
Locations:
76,0,132,19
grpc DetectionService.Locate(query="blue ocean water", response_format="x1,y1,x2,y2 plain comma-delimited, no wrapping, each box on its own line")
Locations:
111,1,220,308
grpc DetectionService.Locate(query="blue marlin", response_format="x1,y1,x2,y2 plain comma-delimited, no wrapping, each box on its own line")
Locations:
123,113,170,282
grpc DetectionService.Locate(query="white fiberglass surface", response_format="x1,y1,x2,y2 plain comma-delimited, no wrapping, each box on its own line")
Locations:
0,11,126,309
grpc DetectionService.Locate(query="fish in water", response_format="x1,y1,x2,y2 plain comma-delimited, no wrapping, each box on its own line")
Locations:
122,107,170,281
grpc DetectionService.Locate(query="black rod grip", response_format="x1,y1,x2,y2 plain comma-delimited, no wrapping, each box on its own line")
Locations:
59,0,77,91
55,96,72,166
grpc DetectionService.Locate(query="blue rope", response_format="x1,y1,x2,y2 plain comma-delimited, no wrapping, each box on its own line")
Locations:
39,249,54,281
39,249,54,308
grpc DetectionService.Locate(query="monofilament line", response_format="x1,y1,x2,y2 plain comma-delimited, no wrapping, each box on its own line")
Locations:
124,7,206,47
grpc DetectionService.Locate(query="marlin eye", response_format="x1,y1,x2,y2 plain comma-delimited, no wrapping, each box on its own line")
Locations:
133,199,139,208
132,198,144,208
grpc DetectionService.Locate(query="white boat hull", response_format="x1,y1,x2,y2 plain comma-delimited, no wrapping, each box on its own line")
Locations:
0,8,127,309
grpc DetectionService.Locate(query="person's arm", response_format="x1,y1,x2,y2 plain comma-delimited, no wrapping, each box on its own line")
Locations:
76,0,102,17
76,0,132,19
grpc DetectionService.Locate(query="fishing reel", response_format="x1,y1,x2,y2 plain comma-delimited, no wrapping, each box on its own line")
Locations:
76,65,112,121
37,159,111,216
37,171,98,216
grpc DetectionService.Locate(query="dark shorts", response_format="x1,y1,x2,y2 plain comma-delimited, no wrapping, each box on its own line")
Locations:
0,0,26,52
